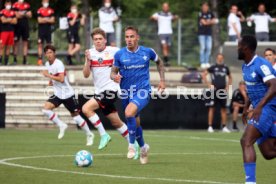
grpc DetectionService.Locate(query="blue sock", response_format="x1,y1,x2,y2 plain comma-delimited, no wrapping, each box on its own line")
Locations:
126,117,136,144
136,126,145,147
244,162,256,183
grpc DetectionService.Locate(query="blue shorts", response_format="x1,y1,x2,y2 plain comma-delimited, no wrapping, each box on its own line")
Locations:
121,91,150,117
248,105,276,145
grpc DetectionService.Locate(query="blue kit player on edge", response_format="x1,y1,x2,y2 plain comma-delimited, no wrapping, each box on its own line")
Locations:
111,26,165,164
238,35,276,184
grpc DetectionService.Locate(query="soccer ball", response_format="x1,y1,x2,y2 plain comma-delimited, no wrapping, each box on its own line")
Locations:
74,150,93,167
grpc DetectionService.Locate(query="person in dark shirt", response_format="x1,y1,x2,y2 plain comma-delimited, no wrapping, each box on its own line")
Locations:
202,53,232,133
0,0,17,65
198,2,217,69
230,81,247,131
37,0,55,65
12,0,32,65
66,4,85,65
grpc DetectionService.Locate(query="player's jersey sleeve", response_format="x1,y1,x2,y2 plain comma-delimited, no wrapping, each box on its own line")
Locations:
149,48,158,62
256,63,275,83
226,66,230,75
114,51,121,68
57,61,65,74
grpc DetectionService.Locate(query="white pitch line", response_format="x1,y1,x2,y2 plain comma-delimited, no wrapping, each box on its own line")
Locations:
0,154,242,184
143,134,240,143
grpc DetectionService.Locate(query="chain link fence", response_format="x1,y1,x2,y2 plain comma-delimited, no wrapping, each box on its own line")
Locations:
27,17,276,66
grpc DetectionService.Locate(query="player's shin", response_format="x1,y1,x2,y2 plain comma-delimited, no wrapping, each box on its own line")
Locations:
244,162,256,183
117,123,129,142
136,126,145,147
89,114,106,136
73,115,92,135
42,109,64,127
126,117,136,145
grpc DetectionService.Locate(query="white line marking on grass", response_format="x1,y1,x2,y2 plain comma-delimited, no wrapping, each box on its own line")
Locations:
144,134,240,143
0,154,242,184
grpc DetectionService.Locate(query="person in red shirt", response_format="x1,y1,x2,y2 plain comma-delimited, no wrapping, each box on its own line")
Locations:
0,0,17,65
12,0,32,65
66,4,85,65
37,0,55,65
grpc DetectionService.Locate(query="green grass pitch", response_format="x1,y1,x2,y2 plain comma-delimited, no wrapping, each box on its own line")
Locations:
0,129,275,184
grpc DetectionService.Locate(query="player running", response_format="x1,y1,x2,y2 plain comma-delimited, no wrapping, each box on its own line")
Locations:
82,28,139,158
111,26,165,164
41,45,94,146
238,35,276,184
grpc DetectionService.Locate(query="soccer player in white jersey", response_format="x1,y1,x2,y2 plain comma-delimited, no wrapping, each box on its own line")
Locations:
82,28,139,157
264,48,276,71
41,45,94,146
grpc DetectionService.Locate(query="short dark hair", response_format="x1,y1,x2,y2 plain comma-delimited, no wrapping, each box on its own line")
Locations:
240,35,257,52
124,26,139,34
91,28,106,39
44,44,56,53
264,48,276,55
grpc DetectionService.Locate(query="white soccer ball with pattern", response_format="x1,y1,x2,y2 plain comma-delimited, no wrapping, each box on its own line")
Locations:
75,150,93,167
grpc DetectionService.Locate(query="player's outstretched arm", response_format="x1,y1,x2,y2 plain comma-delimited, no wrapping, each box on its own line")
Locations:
110,66,122,83
155,57,165,92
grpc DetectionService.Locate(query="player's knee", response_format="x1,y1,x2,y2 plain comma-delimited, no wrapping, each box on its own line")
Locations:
82,105,89,116
125,110,135,118
240,137,252,148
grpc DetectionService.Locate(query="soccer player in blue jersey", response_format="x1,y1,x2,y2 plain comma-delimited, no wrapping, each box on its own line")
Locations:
238,35,276,184
110,26,165,164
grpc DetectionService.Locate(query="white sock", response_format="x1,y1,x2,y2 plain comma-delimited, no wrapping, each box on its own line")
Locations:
117,124,129,142
42,109,64,127
73,115,92,136
89,114,106,136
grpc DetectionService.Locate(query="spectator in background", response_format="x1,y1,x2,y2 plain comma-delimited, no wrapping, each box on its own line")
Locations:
229,81,247,131
98,0,118,46
12,0,32,65
202,53,232,133
37,0,55,65
227,5,245,42
247,3,276,42
150,2,178,67
198,2,218,69
264,48,276,70
0,0,17,65
66,5,85,65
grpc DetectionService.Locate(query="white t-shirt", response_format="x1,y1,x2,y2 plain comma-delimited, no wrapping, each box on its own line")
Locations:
45,59,74,99
273,63,276,71
227,13,241,36
98,7,118,33
249,13,275,33
88,46,120,95
152,11,173,34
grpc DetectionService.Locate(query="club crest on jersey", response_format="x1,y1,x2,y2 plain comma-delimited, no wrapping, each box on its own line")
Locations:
143,55,148,61
98,57,103,63
251,72,256,78
104,52,110,59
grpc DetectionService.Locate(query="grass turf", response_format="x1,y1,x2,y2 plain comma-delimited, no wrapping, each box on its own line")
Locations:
0,129,275,184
